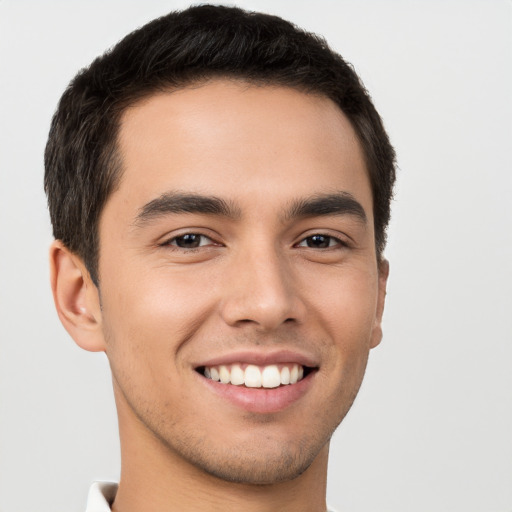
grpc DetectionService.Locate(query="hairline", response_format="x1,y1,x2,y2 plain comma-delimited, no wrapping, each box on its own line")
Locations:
91,76,384,286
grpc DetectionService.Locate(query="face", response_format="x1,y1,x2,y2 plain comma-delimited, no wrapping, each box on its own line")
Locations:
96,79,387,484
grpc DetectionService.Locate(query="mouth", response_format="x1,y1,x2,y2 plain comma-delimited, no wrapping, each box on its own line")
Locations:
193,351,319,413
196,363,315,388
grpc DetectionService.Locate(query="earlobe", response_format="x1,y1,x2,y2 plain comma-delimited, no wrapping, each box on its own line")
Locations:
370,258,389,349
49,240,106,352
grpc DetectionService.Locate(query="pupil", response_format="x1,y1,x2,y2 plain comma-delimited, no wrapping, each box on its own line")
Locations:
308,235,329,248
176,234,201,248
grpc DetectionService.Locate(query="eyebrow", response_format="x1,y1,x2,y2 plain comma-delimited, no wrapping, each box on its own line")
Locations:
134,190,367,227
134,192,241,225
285,192,367,224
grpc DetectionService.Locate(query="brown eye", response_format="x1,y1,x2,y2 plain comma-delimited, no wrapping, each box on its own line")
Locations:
170,234,209,248
299,235,340,249
307,235,329,248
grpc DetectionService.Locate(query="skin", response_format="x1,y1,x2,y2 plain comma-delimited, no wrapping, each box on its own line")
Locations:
50,79,388,512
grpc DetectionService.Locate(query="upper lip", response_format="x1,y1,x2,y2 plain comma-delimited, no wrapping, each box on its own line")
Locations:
194,349,319,369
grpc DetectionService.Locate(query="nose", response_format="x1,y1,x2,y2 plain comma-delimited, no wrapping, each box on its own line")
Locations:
219,244,306,331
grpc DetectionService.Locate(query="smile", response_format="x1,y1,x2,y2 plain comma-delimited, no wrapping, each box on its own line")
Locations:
195,353,318,413
201,363,307,388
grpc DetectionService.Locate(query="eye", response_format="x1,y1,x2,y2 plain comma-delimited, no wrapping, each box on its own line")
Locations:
297,234,343,249
166,233,214,249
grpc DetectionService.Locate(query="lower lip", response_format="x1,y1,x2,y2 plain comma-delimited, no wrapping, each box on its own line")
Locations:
197,371,315,414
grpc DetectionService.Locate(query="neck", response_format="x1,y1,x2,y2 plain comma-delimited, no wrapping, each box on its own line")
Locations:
112,390,329,512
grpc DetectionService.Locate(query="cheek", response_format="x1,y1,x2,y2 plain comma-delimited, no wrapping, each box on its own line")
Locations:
99,261,218,371
308,266,379,347
99,273,214,423
316,271,377,407
306,265,378,406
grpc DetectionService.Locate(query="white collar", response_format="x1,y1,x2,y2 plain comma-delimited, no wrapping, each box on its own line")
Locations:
85,482,118,512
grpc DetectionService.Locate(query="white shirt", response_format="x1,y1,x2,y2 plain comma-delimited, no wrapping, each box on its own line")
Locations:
85,482,117,512
85,481,339,512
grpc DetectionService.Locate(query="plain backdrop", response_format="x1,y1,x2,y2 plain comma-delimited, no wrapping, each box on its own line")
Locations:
0,1,511,511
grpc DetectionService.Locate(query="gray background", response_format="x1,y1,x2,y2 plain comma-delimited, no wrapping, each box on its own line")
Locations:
1,1,511,511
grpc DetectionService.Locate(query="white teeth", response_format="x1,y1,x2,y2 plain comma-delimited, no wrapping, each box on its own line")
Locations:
280,366,290,385
244,365,262,388
230,364,245,385
261,365,281,388
219,365,230,384
203,363,307,388
290,364,299,384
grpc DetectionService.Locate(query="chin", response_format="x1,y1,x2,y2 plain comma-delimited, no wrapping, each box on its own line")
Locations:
189,445,320,485
157,423,333,486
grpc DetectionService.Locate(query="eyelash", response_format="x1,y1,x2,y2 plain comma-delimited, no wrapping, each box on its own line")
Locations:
162,233,217,250
295,234,347,249
161,232,347,251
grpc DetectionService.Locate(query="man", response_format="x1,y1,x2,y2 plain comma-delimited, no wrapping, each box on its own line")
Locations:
45,5,395,512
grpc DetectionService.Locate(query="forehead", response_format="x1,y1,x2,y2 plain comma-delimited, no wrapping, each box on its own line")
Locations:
112,79,372,217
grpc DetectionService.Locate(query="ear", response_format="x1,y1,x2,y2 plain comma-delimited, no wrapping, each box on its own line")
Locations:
49,240,106,352
370,258,389,349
